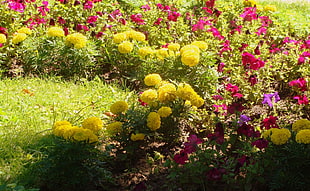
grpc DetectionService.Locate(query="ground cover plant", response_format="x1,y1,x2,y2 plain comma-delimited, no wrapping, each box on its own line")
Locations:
0,0,310,190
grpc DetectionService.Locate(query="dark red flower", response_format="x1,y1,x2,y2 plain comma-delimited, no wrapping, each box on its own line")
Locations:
227,102,245,114
184,134,203,154
261,116,279,129
206,168,226,181
252,138,268,149
173,150,188,165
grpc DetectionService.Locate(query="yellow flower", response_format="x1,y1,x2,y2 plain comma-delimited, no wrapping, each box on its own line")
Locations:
17,27,32,35
82,117,103,133
191,41,208,50
292,119,310,132
144,73,162,86
118,41,134,53
157,83,177,102
0,34,7,44
113,32,127,43
65,33,87,48
181,52,200,67
110,101,128,114
106,122,123,135
180,45,200,55
130,31,146,41
157,106,172,117
296,129,310,144
138,47,154,57
168,43,180,51
53,125,71,137
12,33,27,44
264,5,276,12
176,83,197,101
147,112,161,131
73,128,97,143
47,27,65,37
189,95,204,108
243,0,256,7
63,126,81,140
53,120,72,130
270,128,291,145
130,133,145,141
256,5,264,12
140,89,158,104
156,48,169,60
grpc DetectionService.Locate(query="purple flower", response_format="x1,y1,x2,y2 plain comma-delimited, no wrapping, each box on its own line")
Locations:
238,115,251,125
262,92,280,107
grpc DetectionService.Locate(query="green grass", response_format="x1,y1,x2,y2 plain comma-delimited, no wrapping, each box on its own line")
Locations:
0,77,130,185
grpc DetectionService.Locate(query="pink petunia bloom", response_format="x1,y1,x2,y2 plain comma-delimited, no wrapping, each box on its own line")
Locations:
227,102,245,114
207,27,224,40
130,14,145,25
255,27,267,36
205,0,215,9
242,52,265,70
141,4,150,11
259,16,272,27
8,2,26,13
87,15,98,24
293,95,309,105
83,1,93,9
167,11,181,22
173,150,188,165
289,78,307,92
219,40,232,56
217,62,225,72
239,43,249,52
226,83,239,94
252,138,268,149
240,7,258,22
38,1,49,16
183,134,203,154
248,75,258,86
153,18,163,25
192,18,211,31
212,94,224,100
261,116,279,130
57,17,66,25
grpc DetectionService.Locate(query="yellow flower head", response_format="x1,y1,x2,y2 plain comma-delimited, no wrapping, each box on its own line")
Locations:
12,33,27,44
63,126,81,140
270,128,291,145
296,129,310,144
156,48,169,60
180,45,200,55
65,33,87,48
189,95,204,108
168,43,180,51
264,5,276,12
53,120,72,130
73,128,98,143
243,0,257,7
191,41,208,50
147,112,161,131
17,27,32,35
144,73,162,86
138,47,154,57
157,83,177,102
130,133,145,141
118,41,134,53
130,31,146,42
140,89,158,104
292,119,310,132
157,106,172,117
82,117,103,133
53,125,71,137
110,101,128,114
106,121,123,135
176,83,197,101
181,52,200,67
113,32,127,43
0,34,7,44
47,27,65,37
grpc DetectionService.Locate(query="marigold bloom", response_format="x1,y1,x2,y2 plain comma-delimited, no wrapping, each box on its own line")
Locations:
292,119,310,132
243,0,257,7
53,125,71,137
138,47,154,57
264,5,276,12
296,129,310,144
110,101,128,114
130,133,145,141
270,128,291,145
12,33,27,44
63,126,81,140
144,73,162,86
0,34,7,44
17,27,32,35
176,83,197,101
140,89,158,104
157,83,177,102
113,32,127,43
73,128,98,143
47,27,65,37
156,48,169,60
82,117,103,133
191,41,208,50
65,33,87,48
130,31,146,41
190,95,204,108
157,106,172,117
106,122,122,135
168,43,180,51
147,112,161,131
181,51,200,67
118,41,134,53
53,120,72,129
180,45,200,55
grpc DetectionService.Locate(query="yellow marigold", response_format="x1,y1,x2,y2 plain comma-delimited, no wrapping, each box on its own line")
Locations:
176,83,197,100
53,120,72,130
17,27,32,35
191,41,208,50
138,47,154,57
256,5,264,12
12,33,27,44
118,41,134,53
88,133,99,143
296,129,310,144
189,95,204,108
73,128,98,143
82,117,103,133
113,32,127,43
144,73,162,86
292,119,310,132
243,0,256,7
140,89,158,104
156,48,169,60
53,125,71,137
47,27,65,37
157,106,172,117
147,112,161,131
130,31,146,41
180,45,200,55
270,128,291,145
181,52,200,67
264,5,276,12
0,34,6,44
262,128,276,139
65,33,87,48
110,101,128,114
63,126,81,140
168,43,180,51
130,133,145,141
157,83,177,102
106,122,123,135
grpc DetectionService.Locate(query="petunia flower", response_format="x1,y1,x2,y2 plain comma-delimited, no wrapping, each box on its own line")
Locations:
293,95,309,105
262,92,280,108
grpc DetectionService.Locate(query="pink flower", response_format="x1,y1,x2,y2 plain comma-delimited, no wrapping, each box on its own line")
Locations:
141,4,150,11
205,0,215,9
57,17,66,25
154,18,163,25
8,2,26,13
130,14,145,25
255,27,267,36
240,7,258,22
259,16,272,27
293,95,309,105
242,52,265,70
289,78,307,92
207,27,224,40
212,94,224,100
95,32,104,39
173,150,188,165
83,1,93,9
192,18,211,31
239,43,249,52
219,40,232,56
226,83,239,94
227,102,245,114
38,1,49,16
167,11,181,22
248,75,258,86
217,62,225,72
87,15,98,24
183,135,203,154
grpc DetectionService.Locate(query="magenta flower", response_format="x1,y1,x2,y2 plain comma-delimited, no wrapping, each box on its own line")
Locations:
259,16,272,27
255,27,267,36
261,116,279,129
219,40,232,56
227,102,245,114
130,14,145,25
289,78,307,92
239,43,249,52
212,94,224,100
192,18,211,32
183,135,203,154
242,52,265,70
153,18,163,25
217,62,225,72
38,1,49,16
167,11,181,22
141,4,150,11
8,2,26,13
205,0,215,9
83,1,93,9
293,95,309,105
57,17,66,25
173,150,188,165
262,92,280,108
207,27,224,40
248,75,258,86
87,15,98,24
207,122,224,144
226,83,239,94
240,7,258,22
